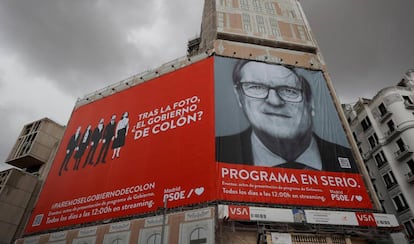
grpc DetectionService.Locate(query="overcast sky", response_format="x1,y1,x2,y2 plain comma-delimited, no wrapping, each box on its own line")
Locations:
0,0,413,168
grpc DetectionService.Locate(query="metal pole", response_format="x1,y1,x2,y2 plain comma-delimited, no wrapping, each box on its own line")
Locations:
160,197,167,244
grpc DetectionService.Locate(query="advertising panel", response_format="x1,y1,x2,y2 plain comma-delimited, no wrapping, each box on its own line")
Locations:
218,205,294,223
218,205,399,228
215,56,372,209
25,58,216,233
373,213,399,227
305,210,359,226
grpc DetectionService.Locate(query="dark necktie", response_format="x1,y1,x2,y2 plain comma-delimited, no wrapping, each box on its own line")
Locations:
276,162,315,170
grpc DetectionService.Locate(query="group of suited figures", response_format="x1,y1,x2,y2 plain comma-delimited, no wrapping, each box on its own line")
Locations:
58,112,130,176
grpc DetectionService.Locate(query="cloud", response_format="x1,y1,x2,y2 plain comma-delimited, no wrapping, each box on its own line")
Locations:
0,0,204,161
0,0,169,96
300,0,414,103
0,53,74,161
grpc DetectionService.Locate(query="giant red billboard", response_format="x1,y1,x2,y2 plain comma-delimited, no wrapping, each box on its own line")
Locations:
26,56,372,234
26,57,216,233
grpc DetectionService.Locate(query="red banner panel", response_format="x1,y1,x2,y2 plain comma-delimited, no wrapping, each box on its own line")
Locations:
219,163,372,209
25,58,216,233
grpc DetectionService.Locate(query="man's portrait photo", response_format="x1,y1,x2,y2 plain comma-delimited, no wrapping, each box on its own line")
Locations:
215,57,358,173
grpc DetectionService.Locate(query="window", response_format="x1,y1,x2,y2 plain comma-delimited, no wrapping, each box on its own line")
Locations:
387,120,395,133
380,202,386,213
33,121,41,131
297,26,307,40
146,233,161,244
286,8,296,19
242,13,252,32
378,103,388,116
217,13,224,28
264,2,275,14
352,132,359,143
17,132,38,157
403,95,413,105
393,194,409,212
111,237,123,244
360,116,372,131
404,220,414,240
382,171,397,189
269,18,280,37
23,123,33,135
374,151,387,168
395,138,410,159
226,0,232,7
0,171,9,185
26,165,41,174
407,159,414,173
252,0,262,12
190,227,207,244
368,133,379,149
240,0,249,10
256,15,266,33
396,138,407,152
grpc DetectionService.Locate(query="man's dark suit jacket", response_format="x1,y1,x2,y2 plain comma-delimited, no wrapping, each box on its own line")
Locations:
216,128,358,173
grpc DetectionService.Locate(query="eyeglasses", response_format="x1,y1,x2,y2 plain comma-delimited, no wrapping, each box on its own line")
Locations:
238,82,303,102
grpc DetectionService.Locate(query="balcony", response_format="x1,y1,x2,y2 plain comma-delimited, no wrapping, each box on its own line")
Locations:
396,205,410,213
377,160,388,169
404,102,414,109
363,126,374,135
405,172,414,183
370,143,381,154
379,110,393,123
386,182,399,190
383,128,400,142
394,145,413,161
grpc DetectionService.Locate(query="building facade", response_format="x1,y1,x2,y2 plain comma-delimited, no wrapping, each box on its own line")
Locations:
13,1,405,243
1,118,64,243
0,169,38,244
5,118,65,181
344,70,414,243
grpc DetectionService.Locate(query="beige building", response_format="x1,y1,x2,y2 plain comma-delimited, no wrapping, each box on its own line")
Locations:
1,118,64,243
5,118,65,181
